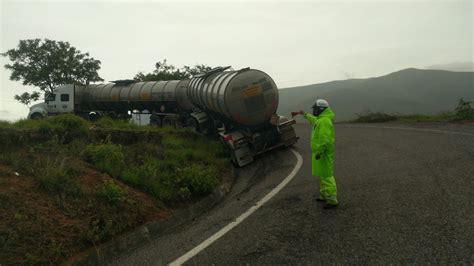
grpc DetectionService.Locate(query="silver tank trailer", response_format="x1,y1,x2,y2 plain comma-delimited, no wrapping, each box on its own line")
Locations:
78,80,193,111
187,68,279,126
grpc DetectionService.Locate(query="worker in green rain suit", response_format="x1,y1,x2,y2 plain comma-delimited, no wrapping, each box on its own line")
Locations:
293,99,338,209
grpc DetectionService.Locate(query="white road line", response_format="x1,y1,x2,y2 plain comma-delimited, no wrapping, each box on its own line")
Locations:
169,149,303,266
343,125,474,136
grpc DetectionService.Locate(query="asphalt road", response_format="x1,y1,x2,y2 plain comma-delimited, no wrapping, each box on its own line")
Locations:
112,122,474,265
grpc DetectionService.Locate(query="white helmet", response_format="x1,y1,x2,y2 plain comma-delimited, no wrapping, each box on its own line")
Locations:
312,99,329,109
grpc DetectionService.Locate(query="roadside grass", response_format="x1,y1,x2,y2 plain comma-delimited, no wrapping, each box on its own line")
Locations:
0,114,229,265
353,111,456,123
353,99,474,123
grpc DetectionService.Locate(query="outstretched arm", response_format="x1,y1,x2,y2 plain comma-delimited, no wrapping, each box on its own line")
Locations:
303,112,318,125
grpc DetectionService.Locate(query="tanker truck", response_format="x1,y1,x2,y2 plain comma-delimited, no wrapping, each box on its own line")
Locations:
27,66,299,166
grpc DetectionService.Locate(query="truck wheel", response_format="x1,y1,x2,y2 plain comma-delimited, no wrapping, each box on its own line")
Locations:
89,112,100,121
186,118,200,133
30,113,43,120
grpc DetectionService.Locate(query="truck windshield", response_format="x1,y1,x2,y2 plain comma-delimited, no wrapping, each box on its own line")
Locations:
47,93,56,102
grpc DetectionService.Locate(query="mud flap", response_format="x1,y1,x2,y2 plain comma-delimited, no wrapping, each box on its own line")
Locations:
232,144,254,167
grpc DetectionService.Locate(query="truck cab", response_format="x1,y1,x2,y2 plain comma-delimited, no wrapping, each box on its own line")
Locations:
28,85,75,119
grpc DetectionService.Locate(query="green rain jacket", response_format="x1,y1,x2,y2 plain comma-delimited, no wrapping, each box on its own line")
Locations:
303,107,335,177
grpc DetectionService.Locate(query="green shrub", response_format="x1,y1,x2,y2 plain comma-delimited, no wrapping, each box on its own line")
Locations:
94,116,141,130
82,143,125,177
179,164,218,195
122,159,160,187
36,166,81,196
454,98,474,120
0,120,12,128
13,118,52,130
355,111,398,123
150,176,175,202
49,113,87,128
162,135,187,149
96,180,128,204
122,159,176,201
48,114,89,141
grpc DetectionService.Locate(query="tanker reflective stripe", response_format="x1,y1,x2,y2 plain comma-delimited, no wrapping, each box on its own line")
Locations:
243,84,262,98
319,176,338,205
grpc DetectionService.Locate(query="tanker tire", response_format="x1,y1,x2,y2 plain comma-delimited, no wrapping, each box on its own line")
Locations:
89,113,100,122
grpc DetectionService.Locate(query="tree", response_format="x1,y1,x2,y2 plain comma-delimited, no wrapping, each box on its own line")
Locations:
2,38,103,106
454,98,474,120
14,91,41,106
134,59,214,81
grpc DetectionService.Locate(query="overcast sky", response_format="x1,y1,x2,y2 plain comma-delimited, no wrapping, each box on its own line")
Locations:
0,0,472,121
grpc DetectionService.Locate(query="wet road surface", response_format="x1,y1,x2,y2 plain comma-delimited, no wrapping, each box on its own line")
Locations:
112,123,474,264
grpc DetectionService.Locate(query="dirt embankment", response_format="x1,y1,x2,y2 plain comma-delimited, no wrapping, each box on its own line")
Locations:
0,115,229,265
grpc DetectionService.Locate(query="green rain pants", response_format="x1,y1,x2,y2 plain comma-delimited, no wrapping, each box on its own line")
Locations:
319,175,338,205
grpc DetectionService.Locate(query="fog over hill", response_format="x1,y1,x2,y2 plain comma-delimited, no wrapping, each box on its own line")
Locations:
278,68,474,122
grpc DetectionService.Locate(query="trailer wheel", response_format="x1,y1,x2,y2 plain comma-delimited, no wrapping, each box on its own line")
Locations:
186,118,200,133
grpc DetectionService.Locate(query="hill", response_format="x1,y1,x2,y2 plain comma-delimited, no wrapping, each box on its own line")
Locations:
278,68,474,122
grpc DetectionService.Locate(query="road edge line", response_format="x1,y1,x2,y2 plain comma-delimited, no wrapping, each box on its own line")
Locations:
169,148,303,266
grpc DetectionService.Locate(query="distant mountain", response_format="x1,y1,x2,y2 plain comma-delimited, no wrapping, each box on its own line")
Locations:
427,62,474,72
277,68,474,122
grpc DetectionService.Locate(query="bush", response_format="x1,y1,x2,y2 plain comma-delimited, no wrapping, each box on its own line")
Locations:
94,116,141,130
36,166,81,196
82,143,125,177
454,98,474,121
162,135,187,149
96,180,128,204
179,164,218,195
48,114,89,141
355,111,398,123
121,158,219,202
